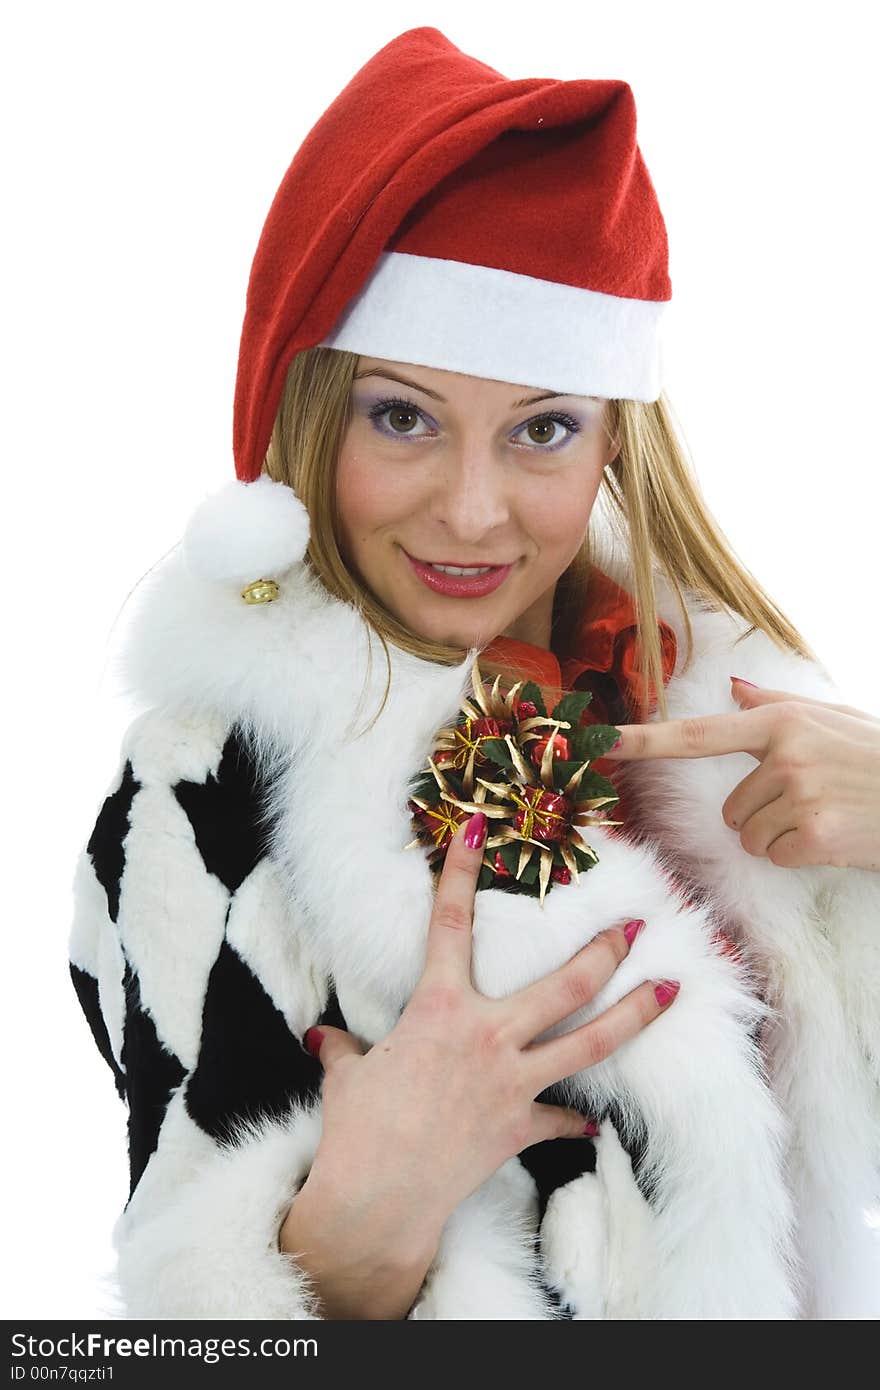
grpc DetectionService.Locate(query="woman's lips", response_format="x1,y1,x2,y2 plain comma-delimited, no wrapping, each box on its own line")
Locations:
403,550,515,598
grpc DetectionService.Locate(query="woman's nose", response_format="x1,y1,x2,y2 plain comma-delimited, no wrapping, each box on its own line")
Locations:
427,449,511,538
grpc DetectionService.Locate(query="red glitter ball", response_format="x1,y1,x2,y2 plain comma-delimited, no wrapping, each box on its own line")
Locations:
528,733,570,767
513,785,572,844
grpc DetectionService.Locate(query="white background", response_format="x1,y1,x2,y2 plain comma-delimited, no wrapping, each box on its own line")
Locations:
3,1,878,1317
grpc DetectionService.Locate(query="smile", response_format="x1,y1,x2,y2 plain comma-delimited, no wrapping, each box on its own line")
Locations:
403,549,515,598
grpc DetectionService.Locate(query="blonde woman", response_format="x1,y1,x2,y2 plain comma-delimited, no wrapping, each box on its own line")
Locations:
69,27,880,1320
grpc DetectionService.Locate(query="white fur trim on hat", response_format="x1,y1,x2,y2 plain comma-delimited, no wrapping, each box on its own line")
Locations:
319,250,666,403
182,476,311,586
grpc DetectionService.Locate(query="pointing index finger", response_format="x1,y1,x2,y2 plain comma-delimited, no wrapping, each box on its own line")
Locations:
601,710,772,761
422,812,487,984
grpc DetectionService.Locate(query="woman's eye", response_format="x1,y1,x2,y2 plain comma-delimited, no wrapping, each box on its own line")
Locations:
367,397,433,438
365,396,581,452
513,412,581,451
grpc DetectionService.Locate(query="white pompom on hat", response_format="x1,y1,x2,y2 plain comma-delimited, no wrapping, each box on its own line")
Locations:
182,476,311,587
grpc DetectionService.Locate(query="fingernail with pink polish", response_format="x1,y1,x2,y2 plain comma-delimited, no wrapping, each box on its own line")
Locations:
654,979,681,1009
583,1118,600,1137
464,812,487,850
730,676,757,688
624,918,646,948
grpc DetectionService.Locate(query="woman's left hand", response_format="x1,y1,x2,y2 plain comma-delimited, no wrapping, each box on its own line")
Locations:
602,677,880,872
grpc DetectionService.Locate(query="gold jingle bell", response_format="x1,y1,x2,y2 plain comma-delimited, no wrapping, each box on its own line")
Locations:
241,577,280,605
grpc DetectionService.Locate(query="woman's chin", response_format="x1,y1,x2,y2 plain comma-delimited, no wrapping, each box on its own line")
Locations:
399,609,501,652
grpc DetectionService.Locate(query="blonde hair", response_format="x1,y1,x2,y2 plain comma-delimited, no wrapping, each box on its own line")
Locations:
263,345,821,734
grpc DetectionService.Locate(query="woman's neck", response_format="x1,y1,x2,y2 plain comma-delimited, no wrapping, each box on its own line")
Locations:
499,581,556,652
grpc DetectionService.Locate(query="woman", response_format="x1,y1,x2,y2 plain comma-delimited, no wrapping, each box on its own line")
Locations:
69,27,880,1319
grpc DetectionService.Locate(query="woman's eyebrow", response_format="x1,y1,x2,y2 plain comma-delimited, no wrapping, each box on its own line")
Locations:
352,367,574,409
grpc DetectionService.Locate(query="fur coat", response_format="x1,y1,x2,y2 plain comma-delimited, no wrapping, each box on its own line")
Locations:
68,528,880,1321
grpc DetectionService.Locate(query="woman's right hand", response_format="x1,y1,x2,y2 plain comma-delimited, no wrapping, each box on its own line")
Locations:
280,810,680,1316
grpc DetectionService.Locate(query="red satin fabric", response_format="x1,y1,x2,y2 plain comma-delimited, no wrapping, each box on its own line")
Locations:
480,563,678,748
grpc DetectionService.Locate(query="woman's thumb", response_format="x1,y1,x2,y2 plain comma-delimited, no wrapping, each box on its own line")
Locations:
302,1023,364,1067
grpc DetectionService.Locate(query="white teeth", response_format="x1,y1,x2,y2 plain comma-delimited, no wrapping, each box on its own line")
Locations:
428,563,493,576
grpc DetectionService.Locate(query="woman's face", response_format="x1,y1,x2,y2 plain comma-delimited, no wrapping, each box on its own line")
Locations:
335,356,619,651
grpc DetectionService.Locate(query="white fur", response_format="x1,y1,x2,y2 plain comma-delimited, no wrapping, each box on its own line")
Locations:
598,560,880,1318
182,476,311,585
115,774,229,1072
226,857,327,1033
318,248,666,403
410,1160,560,1319
540,1120,659,1319
74,537,880,1319
112,1093,326,1319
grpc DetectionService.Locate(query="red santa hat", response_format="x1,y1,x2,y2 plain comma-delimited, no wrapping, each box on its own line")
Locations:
183,26,671,590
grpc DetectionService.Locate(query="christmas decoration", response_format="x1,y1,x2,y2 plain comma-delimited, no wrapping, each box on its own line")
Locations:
405,655,623,907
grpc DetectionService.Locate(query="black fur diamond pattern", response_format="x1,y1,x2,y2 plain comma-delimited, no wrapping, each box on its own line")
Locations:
69,962,127,1103
120,959,186,1200
185,938,324,1144
172,724,274,894
87,760,139,924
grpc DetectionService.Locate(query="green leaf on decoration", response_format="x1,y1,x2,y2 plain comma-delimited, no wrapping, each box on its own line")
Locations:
548,758,588,792
408,772,440,803
571,841,600,872
518,681,547,718
518,855,541,886
481,737,515,771
573,768,620,804
499,842,520,875
550,690,593,726
568,724,623,763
